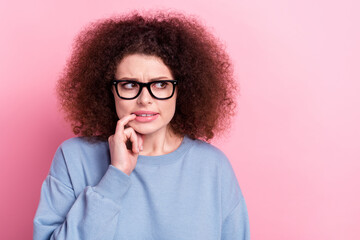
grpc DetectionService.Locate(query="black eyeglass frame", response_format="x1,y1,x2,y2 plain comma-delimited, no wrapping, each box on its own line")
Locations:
112,80,178,100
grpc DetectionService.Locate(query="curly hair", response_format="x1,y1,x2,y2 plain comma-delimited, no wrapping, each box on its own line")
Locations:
56,9,238,142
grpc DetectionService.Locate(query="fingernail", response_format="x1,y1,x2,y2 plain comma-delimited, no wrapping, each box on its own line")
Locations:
140,146,143,151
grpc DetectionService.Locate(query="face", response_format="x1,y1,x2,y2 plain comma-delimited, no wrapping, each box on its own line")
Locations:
112,53,177,136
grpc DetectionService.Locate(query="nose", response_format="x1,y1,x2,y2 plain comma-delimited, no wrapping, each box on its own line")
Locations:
137,86,153,105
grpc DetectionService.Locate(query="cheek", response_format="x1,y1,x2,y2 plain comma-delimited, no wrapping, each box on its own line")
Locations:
164,99,177,118
114,100,131,117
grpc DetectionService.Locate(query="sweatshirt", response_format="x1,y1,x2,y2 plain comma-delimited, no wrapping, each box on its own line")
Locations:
33,135,250,239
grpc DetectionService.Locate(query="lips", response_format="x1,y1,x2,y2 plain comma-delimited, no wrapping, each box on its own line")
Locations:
132,111,158,116
135,113,157,117
132,111,159,123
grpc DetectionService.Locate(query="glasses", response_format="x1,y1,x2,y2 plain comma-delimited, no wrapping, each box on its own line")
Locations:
112,80,178,100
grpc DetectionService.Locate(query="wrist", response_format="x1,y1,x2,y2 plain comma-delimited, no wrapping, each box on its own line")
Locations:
111,164,132,176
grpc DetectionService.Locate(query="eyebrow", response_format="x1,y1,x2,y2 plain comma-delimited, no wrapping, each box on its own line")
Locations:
118,76,171,80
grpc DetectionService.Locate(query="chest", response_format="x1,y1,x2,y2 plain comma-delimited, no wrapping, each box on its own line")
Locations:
114,164,222,239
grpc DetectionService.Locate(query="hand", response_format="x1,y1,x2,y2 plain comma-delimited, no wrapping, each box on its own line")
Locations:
108,114,143,176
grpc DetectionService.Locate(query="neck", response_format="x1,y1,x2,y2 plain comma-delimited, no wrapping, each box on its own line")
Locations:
140,126,183,156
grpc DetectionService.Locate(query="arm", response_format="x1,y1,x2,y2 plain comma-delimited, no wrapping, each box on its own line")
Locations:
33,146,131,240
221,195,250,240
34,115,143,240
219,154,250,239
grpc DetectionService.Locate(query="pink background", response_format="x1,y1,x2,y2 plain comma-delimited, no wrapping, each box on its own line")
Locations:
1,0,359,239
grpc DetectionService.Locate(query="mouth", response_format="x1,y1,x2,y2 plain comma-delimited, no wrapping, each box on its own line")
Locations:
135,113,158,117
132,111,159,123
132,111,159,116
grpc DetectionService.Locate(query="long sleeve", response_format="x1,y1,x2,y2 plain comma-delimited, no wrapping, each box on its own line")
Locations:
34,136,250,239
221,195,250,240
219,152,250,239
33,145,131,240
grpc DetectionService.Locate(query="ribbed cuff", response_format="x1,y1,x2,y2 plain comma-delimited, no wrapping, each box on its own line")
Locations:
93,165,131,203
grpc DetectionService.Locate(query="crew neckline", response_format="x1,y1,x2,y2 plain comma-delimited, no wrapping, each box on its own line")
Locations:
136,135,192,166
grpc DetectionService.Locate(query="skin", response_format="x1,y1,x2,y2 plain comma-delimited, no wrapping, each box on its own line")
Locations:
108,54,183,175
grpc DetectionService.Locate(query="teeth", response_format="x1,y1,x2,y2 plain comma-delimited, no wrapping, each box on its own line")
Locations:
137,114,156,117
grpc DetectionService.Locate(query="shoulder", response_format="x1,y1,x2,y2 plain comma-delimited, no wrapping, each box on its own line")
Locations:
54,136,108,162
49,137,109,177
59,136,107,153
185,136,231,169
57,136,109,166
187,137,229,161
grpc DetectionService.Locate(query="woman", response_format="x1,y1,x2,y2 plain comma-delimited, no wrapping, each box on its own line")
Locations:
33,10,250,239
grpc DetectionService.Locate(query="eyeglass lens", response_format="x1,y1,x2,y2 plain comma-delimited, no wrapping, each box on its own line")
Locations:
117,81,174,99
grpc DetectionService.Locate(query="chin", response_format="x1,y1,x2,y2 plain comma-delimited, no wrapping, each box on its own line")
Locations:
129,123,164,136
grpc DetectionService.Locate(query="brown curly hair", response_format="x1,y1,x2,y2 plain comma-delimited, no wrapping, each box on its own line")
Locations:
56,9,238,142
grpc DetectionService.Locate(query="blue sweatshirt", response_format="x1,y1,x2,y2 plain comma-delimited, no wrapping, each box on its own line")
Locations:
33,135,250,239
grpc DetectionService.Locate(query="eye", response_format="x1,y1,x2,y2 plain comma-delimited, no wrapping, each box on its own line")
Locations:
153,81,168,89
121,82,138,90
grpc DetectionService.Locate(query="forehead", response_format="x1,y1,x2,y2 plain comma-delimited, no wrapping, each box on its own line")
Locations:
115,54,173,78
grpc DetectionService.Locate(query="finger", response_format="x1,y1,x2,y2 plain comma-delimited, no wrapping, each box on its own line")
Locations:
114,114,137,138
137,133,144,151
124,127,139,153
